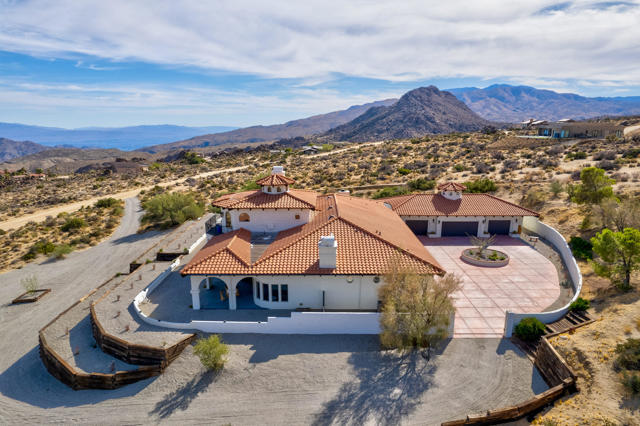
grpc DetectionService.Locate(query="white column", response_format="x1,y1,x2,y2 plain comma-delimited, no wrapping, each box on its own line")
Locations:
190,276,202,310
228,277,238,310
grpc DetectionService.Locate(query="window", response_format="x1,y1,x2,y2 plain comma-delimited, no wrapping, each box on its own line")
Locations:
255,281,260,300
271,284,279,302
268,186,272,192
277,186,283,192
294,214,300,220
225,212,231,227
281,284,288,302
239,212,250,222
262,283,268,301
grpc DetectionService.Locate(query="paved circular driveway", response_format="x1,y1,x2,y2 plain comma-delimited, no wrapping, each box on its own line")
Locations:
422,236,561,338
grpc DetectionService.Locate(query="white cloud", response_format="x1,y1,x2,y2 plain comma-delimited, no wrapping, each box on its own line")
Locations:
0,0,638,85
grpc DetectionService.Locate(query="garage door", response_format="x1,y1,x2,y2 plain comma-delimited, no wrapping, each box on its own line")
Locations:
488,220,511,235
441,221,479,237
405,220,429,235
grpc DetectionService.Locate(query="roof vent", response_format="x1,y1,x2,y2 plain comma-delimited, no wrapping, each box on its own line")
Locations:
272,165,285,175
318,234,337,269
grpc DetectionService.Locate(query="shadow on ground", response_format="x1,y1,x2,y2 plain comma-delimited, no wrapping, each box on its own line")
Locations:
0,346,154,408
312,348,440,426
220,333,381,363
149,370,219,419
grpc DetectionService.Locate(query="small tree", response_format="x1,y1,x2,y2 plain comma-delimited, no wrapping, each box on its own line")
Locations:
379,261,461,359
549,180,563,198
141,192,204,228
468,234,496,259
590,228,640,291
595,198,640,232
21,275,39,294
193,335,229,371
571,167,615,205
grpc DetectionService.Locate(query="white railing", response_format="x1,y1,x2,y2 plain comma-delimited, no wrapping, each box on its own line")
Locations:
503,217,583,337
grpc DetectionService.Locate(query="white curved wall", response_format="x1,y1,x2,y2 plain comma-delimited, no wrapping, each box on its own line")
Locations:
503,217,583,337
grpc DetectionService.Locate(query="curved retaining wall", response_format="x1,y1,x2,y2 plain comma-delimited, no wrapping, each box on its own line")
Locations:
503,217,583,337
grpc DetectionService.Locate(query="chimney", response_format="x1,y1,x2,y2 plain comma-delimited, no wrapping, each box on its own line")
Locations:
272,165,285,176
318,234,337,269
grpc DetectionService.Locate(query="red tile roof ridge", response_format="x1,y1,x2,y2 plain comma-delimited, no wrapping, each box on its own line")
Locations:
481,193,540,217
255,173,296,186
337,214,445,275
181,229,251,274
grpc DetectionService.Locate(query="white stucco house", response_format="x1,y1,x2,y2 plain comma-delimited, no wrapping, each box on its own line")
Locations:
181,167,539,313
381,182,539,238
181,166,444,312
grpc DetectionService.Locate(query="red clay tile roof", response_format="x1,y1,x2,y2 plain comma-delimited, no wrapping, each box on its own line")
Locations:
437,182,466,191
212,189,318,210
382,193,539,217
182,193,444,276
255,174,295,186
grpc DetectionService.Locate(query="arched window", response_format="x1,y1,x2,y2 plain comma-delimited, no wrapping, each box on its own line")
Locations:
225,212,231,227
239,212,250,222
268,186,272,192
277,186,283,192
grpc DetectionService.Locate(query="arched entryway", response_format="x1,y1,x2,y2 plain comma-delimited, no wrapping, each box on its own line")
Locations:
199,277,230,309
236,277,260,309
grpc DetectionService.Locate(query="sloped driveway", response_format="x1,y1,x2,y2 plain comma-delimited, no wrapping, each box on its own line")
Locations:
422,236,561,338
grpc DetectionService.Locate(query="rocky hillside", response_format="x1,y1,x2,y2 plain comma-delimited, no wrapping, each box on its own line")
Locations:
0,138,48,162
0,147,151,174
321,86,490,142
450,84,640,122
139,99,397,153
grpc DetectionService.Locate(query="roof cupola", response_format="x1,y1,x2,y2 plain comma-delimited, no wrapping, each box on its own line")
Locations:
437,182,465,201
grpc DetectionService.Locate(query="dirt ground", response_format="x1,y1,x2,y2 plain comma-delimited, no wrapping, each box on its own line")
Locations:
533,288,640,425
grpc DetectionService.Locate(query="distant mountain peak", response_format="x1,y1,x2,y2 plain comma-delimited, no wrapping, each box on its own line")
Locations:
322,86,490,142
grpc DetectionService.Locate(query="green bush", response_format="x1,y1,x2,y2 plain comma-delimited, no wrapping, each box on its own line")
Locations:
397,167,411,175
95,197,119,208
514,317,546,341
183,151,204,164
371,186,409,199
407,178,436,191
614,339,640,372
569,236,593,260
622,372,640,394
464,178,497,193
61,217,86,232
193,335,229,371
569,297,590,312
52,244,73,259
141,192,205,228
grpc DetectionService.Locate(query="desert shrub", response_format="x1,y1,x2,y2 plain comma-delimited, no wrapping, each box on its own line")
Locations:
520,190,546,210
32,239,56,256
549,180,563,197
474,162,491,174
407,178,435,191
397,167,411,175
371,186,409,199
183,151,204,164
566,151,587,160
614,339,640,371
141,192,205,228
569,236,593,260
501,159,519,172
514,317,546,341
52,244,73,259
95,197,119,208
454,164,465,172
623,148,640,158
622,372,640,394
21,275,39,293
465,178,497,193
593,150,617,161
61,217,86,232
193,335,229,371
569,297,590,312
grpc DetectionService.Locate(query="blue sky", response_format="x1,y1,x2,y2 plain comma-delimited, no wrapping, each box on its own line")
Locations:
1,0,639,128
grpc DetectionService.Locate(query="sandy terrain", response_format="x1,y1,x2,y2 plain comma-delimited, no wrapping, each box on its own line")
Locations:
0,165,247,232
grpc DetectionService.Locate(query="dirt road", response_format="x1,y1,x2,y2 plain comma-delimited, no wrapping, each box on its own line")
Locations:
0,165,248,232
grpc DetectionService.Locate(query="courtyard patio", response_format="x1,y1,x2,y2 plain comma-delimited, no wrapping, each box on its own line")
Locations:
422,236,562,338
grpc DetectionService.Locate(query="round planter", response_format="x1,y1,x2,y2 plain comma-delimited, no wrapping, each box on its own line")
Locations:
460,249,509,267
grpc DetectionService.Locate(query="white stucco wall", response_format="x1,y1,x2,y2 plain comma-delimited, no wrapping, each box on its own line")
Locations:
196,274,383,310
225,208,311,233
400,215,522,238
